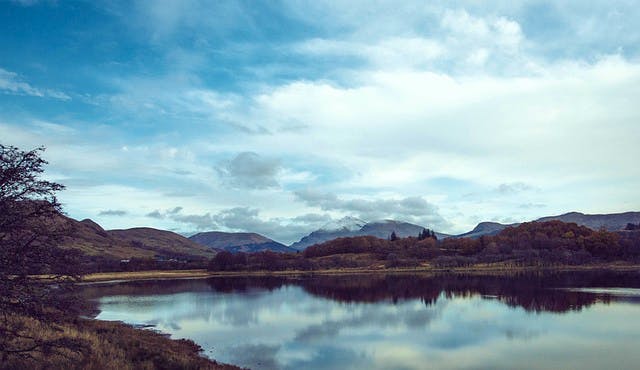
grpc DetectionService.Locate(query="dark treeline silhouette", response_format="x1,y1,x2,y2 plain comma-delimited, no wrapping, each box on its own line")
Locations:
295,273,626,313
418,228,437,241
626,222,640,230
81,255,209,273
208,221,640,272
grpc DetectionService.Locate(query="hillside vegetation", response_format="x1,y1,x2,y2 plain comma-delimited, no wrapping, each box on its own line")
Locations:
1,315,240,370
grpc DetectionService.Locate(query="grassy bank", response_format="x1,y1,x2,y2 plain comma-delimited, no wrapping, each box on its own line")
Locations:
80,269,214,283
1,315,241,370
81,262,640,283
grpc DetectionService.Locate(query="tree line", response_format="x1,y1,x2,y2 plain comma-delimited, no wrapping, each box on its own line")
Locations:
209,220,640,271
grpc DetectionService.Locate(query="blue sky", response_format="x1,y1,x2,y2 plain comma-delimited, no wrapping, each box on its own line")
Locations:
2,0,639,243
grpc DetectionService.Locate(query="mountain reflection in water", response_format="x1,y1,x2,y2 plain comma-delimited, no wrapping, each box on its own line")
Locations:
86,272,640,370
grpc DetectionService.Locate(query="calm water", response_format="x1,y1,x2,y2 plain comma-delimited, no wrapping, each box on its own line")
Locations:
84,272,640,370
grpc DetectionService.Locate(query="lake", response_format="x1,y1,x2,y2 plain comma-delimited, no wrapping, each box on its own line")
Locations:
84,272,640,370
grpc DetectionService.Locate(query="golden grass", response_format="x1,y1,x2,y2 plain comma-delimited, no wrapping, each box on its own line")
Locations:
80,262,640,283
1,315,240,370
81,269,213,283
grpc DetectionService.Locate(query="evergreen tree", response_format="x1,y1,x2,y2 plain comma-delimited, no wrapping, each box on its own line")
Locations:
418,228,428,240
390,231,398,241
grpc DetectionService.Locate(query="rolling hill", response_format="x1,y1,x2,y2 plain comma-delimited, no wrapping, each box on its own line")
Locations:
455,211,640,239
536,211,640,231
189,231,296,253
454,221,516,239
57,216,215,260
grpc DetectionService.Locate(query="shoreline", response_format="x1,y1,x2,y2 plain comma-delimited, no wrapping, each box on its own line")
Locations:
80,263,640,284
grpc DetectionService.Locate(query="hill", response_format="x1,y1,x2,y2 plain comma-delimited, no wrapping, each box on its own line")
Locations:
189,231,295,253
454,221,515,239
537,211,640,231
58,216,215,260
458,211,640,239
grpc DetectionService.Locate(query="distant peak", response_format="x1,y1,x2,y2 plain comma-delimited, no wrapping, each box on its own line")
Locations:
562,211,584,216
320,216,366,232
80,218,104,231
368,219,405,225
472,222,507,232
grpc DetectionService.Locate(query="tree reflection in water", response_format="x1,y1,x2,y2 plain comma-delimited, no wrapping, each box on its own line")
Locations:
86,271,640,370
84,271,640,314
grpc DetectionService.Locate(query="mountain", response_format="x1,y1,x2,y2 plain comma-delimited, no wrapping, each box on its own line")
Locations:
289,217,366,251
318,216,367,232
454,221,515,239
360,220,449,240
290,218,450,250
58,217,215,260
189,231,296,253
536,211,640,231
456,211,640,239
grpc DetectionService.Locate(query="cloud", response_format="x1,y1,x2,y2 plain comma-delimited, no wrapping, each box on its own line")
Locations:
496,182,534,195
145,206,184,219
294,189,450,229
173,212,216,230
290,6,526,74
98,209,128,216
518,203,546,209
0,68,70,100
146,210,164,219
217,152,282,189
291,213,333,224
295,37,444,69
144,206,336,244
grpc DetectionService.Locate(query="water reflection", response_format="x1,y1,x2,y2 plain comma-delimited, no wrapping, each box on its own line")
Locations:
86,272,640,370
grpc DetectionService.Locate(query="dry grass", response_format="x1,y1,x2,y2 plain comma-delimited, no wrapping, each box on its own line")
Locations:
1,315,241,370
81,269,213,283
80,262,640,283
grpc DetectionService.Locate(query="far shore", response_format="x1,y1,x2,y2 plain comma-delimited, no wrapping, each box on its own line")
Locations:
80,263,640,284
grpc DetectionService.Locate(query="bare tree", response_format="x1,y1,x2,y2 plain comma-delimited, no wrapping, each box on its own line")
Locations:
0,144,84,361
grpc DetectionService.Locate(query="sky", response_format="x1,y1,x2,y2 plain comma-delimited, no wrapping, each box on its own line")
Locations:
1,0,639,244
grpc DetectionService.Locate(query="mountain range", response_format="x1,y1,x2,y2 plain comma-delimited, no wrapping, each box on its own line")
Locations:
56,210,640,258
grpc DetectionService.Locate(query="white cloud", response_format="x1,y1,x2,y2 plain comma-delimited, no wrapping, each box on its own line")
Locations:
217,152,282,189
0,68,70,100
296,37,444,69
